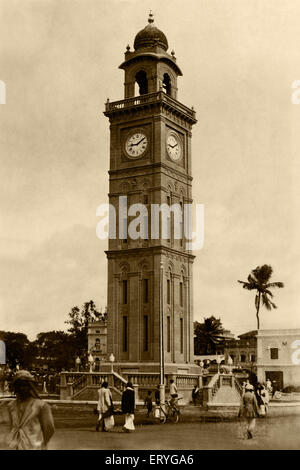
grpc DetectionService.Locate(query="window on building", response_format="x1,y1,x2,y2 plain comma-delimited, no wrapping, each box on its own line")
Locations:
180,201,183,246
95,339,101,351
163,73,171,95
143,315,148,352
270,348,279,360
250,354,256,362
123,316,128,352
123,280,128,304
167,316,171,353
143,279,149,304
240,354,246,362
179,282,183,307
167,279,170,304
135,70,148,95
180,318,183,354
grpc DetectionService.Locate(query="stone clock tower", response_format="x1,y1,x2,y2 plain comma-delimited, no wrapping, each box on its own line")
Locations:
104,13,198,374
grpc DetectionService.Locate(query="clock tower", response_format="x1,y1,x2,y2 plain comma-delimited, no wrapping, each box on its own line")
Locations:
104,13,198,374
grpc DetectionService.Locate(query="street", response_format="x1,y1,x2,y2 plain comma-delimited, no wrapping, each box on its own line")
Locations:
1,404,300,450
48,414,300,450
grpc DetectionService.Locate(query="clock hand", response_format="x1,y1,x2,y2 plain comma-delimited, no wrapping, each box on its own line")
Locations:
169,143,178,148
129,137,145,147
136,136,146,146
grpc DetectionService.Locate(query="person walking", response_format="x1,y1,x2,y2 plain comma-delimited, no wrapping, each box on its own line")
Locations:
96,381,114,432
238,383,260,439
121,382,135,432
192,384,199,406
5,370,55,450
154,385,160,405
144,390,153,417
266,378,273,395
169,379,178,409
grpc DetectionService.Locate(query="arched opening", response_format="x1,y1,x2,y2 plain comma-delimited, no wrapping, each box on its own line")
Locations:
163,73,171,95
135,70,148,96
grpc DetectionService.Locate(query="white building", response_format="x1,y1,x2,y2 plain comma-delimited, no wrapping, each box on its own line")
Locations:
256,329,300,390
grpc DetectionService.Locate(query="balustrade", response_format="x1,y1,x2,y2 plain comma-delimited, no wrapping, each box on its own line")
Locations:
105,91,196,121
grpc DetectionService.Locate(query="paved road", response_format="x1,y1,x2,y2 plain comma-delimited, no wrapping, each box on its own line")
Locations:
48,415,300,450
1,406,300,450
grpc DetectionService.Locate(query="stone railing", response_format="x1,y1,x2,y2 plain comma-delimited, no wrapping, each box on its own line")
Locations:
202,373,243,406
202,373,220,405
104,91,196,122
60,370,203,404
60,371,129,400
175,375,200,389
126,373,160,387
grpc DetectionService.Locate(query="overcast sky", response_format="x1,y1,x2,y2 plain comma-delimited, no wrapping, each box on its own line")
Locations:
0,0,300,341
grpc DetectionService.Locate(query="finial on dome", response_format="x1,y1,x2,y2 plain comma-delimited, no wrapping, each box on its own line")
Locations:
126,44,130,51
148,10,154,24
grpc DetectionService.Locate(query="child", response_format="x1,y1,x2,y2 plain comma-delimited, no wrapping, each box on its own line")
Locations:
144,390,153,417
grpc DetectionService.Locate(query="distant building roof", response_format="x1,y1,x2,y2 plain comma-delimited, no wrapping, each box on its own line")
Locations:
238,330,258,339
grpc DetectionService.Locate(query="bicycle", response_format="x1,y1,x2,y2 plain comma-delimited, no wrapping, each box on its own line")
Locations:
155,397,182,424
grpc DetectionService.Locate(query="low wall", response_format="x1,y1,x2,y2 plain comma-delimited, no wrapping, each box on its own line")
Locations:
206,401,300,418
2,398,300,420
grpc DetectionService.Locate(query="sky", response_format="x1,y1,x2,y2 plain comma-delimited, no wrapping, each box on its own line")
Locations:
0,0,300,341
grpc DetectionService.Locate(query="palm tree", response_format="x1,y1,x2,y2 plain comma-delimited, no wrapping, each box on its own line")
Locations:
194,316,224,355
238,265,284,330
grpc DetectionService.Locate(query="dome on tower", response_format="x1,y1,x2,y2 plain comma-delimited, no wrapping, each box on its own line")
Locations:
134,12,168,52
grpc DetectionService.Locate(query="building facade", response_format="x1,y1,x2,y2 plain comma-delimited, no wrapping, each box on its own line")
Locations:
103,13,198,374
256,329,300,390
87,318,107,370
224,330,257,371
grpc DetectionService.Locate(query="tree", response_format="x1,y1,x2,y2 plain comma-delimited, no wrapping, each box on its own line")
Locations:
238,264,284,330
194,316,225,355
0,331,32,369
65,300,102,357
32,331,75,370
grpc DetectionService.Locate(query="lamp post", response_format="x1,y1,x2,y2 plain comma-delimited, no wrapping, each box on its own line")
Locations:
75,356,81,372
159,261,165,408
227,355,233,374
109,353,115,373
88,353,94,373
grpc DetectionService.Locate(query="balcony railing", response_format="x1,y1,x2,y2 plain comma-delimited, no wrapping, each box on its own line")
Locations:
105,91,196,121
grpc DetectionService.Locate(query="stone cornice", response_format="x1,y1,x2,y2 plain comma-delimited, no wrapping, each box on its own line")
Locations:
104,91,197,126
105,245,195,261
108,162,193,182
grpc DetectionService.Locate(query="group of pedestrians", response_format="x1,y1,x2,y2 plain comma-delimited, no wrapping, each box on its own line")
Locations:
96,381,135,433
1,369,275,448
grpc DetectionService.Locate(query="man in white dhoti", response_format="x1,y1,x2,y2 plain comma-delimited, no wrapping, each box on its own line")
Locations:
121,382,135,432
97,381,114,432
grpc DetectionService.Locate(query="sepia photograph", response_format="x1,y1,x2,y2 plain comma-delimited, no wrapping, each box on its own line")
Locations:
0,0,300,455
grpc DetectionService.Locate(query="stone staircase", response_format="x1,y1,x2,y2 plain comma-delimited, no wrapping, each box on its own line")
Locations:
203,373,242,410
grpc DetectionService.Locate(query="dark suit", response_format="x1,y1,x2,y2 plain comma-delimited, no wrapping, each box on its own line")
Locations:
122,387,135,414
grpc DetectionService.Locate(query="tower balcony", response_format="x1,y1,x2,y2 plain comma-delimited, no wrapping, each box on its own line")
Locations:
104,90,197,125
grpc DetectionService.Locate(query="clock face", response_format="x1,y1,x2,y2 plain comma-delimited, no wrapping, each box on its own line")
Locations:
167,132,182,161
125,132,148,158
